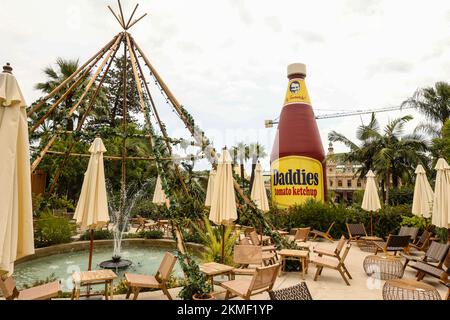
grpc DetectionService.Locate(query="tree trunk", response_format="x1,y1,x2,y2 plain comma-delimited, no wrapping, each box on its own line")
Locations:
249,155,257,193
385,171,390,205
381,180,386,204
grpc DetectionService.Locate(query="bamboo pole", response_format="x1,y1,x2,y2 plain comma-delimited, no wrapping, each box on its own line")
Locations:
29,48,109,134
108,6,125,29
27,36,118,117
120,33,128,221
68,35,123,117
47,36,123,194
31,134,58,173
127,13,148,30
125,4,139,29
133,39,258,210
117,0,127,28
45,150,203,161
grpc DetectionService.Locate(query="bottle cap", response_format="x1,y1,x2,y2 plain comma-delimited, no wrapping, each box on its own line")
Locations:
287,63,306,77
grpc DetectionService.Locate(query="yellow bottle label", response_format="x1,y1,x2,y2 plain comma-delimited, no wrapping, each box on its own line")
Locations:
284,79,311,105
271,156,324,208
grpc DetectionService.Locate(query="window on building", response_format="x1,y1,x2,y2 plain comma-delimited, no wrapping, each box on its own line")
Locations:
329,167,333,173
347,180,352,188
357,180,362,188
329,180,333,187
338,180,342,187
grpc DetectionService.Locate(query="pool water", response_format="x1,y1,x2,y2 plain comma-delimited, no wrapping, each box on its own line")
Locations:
13,246,185,292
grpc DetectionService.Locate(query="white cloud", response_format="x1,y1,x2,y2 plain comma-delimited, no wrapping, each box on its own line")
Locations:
1,0,449,172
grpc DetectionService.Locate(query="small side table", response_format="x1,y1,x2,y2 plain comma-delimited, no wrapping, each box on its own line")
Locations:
363,255,404,280
199,262,235,292
383,279,442,300
279,249,309,280
71,270,118,300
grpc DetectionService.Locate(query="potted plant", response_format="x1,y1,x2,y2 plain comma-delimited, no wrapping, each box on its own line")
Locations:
178,253,214,300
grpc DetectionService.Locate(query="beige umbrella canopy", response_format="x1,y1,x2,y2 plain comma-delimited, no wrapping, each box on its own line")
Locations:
73,137,110,270
412,164,434,218
250,162,270,212
362,170,381,236
209,149,238,226
209,149,238,263
0,64,35,276
432,158,450,228
204,169,216,207
153,176,170,208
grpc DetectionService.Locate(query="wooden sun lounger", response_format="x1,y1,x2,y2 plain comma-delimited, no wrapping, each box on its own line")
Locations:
124,252,177,300
373,235,411,255
401,241,449,272
0,276,61,300
221,263,281,300
310,222,335,242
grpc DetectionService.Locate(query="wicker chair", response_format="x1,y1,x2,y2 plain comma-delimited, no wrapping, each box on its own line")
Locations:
269,282,313,300
0,276,61,300
373,235,411,255
401,241,449,272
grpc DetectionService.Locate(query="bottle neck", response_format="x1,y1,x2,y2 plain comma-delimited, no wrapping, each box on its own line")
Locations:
288,73,306,80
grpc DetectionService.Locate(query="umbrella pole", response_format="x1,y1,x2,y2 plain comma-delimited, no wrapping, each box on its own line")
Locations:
88,229,94,271
370,212,373,236
221,225,225,264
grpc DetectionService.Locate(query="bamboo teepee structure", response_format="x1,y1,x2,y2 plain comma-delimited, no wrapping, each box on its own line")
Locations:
28,1,260,254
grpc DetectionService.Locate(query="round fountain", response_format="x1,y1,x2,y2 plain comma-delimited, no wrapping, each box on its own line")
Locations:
99,255,132,270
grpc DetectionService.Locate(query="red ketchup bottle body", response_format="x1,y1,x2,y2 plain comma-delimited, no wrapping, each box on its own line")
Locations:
270,63,327,208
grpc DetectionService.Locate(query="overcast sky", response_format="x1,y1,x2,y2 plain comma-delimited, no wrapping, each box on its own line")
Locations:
1,0,449,171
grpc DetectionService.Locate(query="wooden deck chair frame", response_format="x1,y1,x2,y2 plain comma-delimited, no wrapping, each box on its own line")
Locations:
0,276,61,300
310,222,335,242
222,264,281,300
249,231,277,263
346,223,368,242
124,252,177,300
373,235,411,255
233,245,264,276
406,230,432,254
402,241,449,272
293,227,311,243
312,244,352,286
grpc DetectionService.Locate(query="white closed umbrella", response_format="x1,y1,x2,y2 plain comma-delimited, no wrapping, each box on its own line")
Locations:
412,165,434,218
251,162,270,212
209,149,237,263
362,170,381,236
74,137,109,270
432,158,450,229
153,176,170,208
204,170,216,207
0,64,34,276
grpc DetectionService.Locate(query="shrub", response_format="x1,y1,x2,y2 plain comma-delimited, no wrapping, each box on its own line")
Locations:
34,213,75,248
268,200,412,239
138,230,164,239
79,229,113,241
400,215,433,232
389,186,414,206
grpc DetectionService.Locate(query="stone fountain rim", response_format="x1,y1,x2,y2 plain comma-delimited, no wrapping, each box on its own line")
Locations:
15,239,205,265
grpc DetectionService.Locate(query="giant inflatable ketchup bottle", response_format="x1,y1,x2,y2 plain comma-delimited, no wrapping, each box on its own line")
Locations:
270,63,327,208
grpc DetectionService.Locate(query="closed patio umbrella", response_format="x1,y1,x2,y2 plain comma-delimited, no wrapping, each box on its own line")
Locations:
250,162,269,213
412,164,434,218
209,149,237,263
204,169,216,207
153,176,170,208
0,63,34,276
74,137,110,270
361,170,381,236
432,158,450,229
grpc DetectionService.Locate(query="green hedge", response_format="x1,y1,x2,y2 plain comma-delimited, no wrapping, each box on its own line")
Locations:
34,213,75,248
269,200,412,239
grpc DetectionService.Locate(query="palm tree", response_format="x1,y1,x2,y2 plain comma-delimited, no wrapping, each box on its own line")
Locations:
248,143,267,190
232,142,249,181
402,82,450,137
329,113,430,204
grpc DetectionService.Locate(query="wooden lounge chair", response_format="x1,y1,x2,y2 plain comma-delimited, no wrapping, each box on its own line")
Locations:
314,236,347,259
239,239,277,265
124,252,177,300
412,250,450,283
398,226,419,242
310,222,335,242
346,223,369,242
373,235,412,255
249,231,277,255
311,244,352,286
406,230,432,254
269,282,313,300
401,241,449,272
221,263,281,300
0,276,61,300
287,228,311,243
